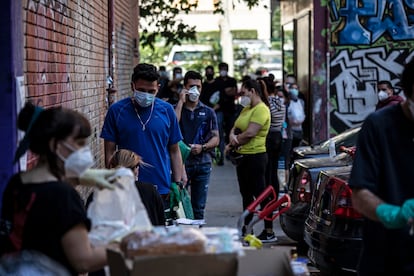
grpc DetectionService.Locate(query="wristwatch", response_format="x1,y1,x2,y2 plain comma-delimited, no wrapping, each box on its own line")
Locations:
202,144,207,151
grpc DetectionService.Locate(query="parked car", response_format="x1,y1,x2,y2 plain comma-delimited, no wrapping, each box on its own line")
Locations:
164,44,216,75
304,165,363,275
279,151,355,247
293,126,361,160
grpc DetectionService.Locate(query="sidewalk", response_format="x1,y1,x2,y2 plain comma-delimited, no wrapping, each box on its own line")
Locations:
204,159,293,244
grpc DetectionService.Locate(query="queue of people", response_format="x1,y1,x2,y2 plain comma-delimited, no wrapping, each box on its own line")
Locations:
4,55,413,275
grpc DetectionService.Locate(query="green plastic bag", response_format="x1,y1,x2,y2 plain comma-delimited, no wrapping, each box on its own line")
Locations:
178,140,191,163
169,182,194,220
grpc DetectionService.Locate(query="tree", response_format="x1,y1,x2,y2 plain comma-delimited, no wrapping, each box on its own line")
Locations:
139,0,262,49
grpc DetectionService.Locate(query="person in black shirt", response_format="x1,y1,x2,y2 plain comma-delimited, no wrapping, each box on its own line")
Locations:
1,102,116,275
349,58,414,275
215,62,238,165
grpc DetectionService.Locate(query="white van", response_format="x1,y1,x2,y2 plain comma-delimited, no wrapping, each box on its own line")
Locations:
165,44,215,75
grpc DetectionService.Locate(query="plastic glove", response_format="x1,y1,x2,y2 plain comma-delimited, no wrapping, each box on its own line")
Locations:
79,169,117,190
401,199,414,221
375,199,414,229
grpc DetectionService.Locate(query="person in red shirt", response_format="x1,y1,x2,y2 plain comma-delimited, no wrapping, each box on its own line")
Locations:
375,80,404,110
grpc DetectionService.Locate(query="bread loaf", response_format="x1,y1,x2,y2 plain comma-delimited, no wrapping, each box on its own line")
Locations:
120,227,207,258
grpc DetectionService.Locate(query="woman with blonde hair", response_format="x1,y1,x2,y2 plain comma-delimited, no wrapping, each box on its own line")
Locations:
108,149,165,226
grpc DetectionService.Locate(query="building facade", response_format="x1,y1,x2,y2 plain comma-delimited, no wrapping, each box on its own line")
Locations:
0,0,139,202
281,0,414,143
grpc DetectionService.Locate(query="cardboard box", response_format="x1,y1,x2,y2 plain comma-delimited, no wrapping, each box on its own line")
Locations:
107,245,297,276
238,246,295,276
107,247,238,276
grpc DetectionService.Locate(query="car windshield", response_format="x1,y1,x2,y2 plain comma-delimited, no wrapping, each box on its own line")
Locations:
319,127,361,150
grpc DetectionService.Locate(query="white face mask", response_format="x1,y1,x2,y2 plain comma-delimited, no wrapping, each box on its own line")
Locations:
239,96,251,107
219,70,227,77
378,90,389,101
188,86,200,102
57,143,94,177
134,90,155,107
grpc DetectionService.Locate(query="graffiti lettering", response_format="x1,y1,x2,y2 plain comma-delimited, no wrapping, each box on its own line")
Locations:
27,0,69,19
332,0,414,45
329,47,412,131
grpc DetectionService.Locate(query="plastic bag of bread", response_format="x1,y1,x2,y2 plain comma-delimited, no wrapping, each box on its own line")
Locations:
87,167,153,246
120,227,207,258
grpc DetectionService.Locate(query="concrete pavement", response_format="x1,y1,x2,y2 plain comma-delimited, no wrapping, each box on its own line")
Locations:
204,159,295,245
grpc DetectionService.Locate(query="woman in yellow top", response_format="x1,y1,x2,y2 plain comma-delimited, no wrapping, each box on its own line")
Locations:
226,79,274,242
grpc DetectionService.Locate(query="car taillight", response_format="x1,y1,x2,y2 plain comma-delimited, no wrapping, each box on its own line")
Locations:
297,170,312,202
331,178,362,219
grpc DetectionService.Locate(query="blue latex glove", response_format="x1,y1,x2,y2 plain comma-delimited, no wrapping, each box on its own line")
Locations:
376,199,414,229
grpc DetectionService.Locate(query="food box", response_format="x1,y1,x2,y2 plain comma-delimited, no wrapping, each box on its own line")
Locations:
107,245,296,276
107,246,238,276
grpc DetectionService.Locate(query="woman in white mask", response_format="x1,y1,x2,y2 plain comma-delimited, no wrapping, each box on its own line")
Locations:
1,102,116,275
225,79,274,243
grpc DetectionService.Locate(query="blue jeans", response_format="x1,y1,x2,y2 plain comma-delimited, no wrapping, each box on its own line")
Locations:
185,163,212,219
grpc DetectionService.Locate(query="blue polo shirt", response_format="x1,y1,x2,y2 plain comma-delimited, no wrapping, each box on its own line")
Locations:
101,97,182,194
178,101,218,165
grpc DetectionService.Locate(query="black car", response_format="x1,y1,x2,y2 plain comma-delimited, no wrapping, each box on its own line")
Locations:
293,126,361,160
279,151,354,247
304,166,363,275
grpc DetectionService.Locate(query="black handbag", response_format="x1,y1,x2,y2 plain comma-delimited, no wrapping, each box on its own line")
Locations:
228,149,244,166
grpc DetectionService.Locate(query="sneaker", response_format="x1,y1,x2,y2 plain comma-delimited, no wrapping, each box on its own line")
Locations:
257,230,277,243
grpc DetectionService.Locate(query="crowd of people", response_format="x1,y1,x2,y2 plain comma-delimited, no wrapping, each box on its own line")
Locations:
4,56,413,275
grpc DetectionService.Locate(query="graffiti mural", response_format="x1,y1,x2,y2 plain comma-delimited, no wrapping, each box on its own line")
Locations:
330,0,414,45
330,47,413,132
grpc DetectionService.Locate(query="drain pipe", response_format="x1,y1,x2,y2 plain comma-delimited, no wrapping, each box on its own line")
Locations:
107,0,117,107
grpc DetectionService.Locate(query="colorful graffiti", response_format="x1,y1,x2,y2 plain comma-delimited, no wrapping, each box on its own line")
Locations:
329,47,413,132
330,0,414,45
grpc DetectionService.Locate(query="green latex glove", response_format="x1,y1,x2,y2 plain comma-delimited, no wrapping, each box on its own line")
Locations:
178,141,191,163
79,169,117,190
376,199,414,229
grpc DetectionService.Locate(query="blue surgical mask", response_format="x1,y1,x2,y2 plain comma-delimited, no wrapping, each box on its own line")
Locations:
290,88,299,97
134,90,155,107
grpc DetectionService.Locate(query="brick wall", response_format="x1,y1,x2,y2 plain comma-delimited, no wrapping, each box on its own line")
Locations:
23,0,139,169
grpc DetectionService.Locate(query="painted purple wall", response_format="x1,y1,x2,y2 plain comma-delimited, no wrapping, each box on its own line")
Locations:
0,0,22,208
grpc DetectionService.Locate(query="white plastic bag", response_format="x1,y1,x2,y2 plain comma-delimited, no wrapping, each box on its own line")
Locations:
288,100,305,125
87,167,153,246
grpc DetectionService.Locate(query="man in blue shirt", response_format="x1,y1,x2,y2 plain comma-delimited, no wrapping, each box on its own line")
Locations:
174,71,219,220
101,63,183,208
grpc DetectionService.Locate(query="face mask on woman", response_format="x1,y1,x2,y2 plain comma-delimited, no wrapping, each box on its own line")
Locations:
239,95,251,107
290,88,299,97
57,142,94,177
134,90,155,107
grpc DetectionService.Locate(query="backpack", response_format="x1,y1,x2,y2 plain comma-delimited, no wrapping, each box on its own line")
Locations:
0,176,37,255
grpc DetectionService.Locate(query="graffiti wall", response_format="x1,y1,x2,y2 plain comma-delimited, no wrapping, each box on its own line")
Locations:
329,0,414,133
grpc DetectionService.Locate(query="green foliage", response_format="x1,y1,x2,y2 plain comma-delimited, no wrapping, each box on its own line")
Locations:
139,0,261,50
139,0,198,49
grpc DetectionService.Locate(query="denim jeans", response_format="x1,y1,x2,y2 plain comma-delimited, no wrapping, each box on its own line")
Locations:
185,162,212,219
